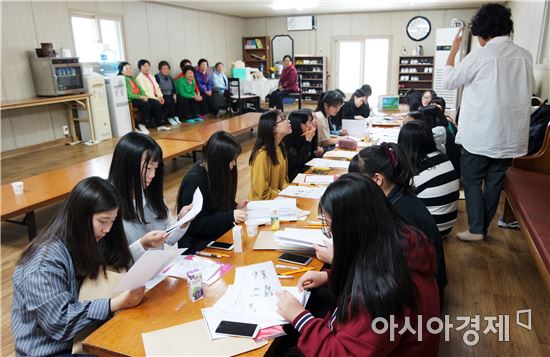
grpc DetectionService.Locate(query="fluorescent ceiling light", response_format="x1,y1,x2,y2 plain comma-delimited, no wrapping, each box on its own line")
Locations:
271,0,317,11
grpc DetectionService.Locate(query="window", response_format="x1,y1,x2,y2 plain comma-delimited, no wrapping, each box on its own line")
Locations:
71,14,125,62
335,38,390,108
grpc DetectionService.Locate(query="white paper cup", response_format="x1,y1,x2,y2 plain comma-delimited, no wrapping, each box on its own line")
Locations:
246,223,259,238
11,181,24,195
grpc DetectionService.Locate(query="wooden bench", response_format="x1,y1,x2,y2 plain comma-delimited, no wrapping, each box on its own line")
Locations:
1,139,204,239
128,101,139,131
503,124,550,295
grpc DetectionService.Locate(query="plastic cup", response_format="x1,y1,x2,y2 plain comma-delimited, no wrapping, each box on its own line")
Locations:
246,223,259,238
11,181,24,195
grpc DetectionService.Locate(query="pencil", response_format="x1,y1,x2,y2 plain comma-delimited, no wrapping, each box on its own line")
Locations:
301,130,315,136
279,267,314,276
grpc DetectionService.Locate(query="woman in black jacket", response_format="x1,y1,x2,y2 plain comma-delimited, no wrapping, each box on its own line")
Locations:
283,109,324,181
341,88,369,119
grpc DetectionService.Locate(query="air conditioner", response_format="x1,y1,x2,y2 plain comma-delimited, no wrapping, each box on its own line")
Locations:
287,16,316,31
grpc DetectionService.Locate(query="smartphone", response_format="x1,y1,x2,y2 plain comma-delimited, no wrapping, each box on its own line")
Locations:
278,253,312,266
207,241,234,251
215,320,259,338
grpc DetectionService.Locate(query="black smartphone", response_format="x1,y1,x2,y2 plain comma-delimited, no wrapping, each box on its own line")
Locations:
278,253,312,266
207,241,234,251
215,320,260,338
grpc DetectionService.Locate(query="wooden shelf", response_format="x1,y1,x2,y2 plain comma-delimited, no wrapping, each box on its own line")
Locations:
294,56,327,95
399,80,433,83
243,36,270,74
398,55,434,103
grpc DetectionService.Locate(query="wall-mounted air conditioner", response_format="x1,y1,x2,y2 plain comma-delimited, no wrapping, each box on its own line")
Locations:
287,16,316,31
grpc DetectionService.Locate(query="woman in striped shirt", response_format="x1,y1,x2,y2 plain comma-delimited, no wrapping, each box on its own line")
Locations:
11,177,145,357
398,120,460,237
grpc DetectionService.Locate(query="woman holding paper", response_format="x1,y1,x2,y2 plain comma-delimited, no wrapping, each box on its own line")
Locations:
283,109,324,181
276,174,440,356
109,132,193,258
11,177,146,356
249,110,292,200
177,131,248,251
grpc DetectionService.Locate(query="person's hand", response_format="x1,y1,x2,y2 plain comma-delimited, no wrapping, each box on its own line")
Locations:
173,94,177,101
206,90,212,96
177,204,193,228
140,96,149,102
159,97,165,105
297,271,328,292
314,146,325,157
237,200,249,209
233,209,247,223
451,27,463,53
110,287,146,313
276,290,305,322
340,129,349,136
313,243,333,264
304,129,315,142
140,230,168,250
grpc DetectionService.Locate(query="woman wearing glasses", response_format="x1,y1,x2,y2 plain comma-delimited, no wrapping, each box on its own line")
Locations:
248,110,292,200
276,174,441,356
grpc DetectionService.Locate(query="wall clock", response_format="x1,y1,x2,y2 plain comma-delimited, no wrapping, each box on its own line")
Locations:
406,16,431,41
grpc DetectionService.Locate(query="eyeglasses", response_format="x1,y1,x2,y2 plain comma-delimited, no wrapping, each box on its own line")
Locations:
276,116,289,124
320,214,333,239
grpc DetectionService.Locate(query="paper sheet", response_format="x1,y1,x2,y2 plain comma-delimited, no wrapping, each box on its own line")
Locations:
274,228,326,248
342,119,368,137
166,187,203,233
323,150,358,159
278,185,326,199
163,255,232,286
113,249,184,293
306,158,350,169
252,231,280,250
293,174,336,185
247,198,298,221
142,319,267,356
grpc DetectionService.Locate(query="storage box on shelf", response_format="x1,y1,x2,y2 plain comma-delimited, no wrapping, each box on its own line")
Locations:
242,36,271,75
397,56,434,104
294,55,326,102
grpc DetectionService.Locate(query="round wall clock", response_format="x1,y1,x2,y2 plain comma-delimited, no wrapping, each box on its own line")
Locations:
406,16,431,41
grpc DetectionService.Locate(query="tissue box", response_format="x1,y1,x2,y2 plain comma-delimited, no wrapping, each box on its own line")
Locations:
232,68,246,81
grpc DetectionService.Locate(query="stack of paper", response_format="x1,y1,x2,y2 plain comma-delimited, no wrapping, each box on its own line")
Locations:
274,228,327,249
293,173,337,185
306,158,350,169
278,185,326,199
247,198,297,221
163,255,232,286
323,150,358,160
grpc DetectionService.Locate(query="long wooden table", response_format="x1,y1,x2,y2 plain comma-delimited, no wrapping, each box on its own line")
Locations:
0,93,94,143
1,139,204,239
83,197,325,357
163,112,261,142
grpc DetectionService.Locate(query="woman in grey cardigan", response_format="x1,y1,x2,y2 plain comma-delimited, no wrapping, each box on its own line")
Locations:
108,132,193,259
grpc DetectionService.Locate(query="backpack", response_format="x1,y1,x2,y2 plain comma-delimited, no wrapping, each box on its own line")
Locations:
528,100,550,155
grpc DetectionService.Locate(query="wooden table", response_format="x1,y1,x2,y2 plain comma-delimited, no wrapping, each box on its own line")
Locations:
164,112,261,142
83,197,324,357
0,93,94,144
1,139,204,239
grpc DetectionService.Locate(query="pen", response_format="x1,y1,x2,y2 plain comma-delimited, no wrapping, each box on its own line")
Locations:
279,267,314,276
276,264,300,270
196,251,224,258
277,275,294,279
301,130,315,137
206,251,231,258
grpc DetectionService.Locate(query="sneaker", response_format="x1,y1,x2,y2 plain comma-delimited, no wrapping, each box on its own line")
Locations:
216,109,227,118
138,124,150,135
174,116,181,124
498,217,520,229
167,118,178,125
457,230,484,242
194,117,205,123
157,125,171,131
185,119,196,124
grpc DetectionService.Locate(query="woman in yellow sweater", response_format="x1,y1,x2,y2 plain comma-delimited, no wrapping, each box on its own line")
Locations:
249,110,292,200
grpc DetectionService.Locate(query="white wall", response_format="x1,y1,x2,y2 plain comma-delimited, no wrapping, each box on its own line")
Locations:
244,8,479,93
0,1,244,152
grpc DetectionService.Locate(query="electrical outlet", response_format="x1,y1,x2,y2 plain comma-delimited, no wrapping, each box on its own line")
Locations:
62,125,69,136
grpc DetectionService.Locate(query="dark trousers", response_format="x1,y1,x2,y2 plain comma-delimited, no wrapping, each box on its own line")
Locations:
161,94,176,119
131,98,165,128
269,89,289,111
198,91,211,115
461,149,511,234
176,95,198,120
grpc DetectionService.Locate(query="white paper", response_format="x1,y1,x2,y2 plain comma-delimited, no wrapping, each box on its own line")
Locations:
342,119,368,138
166,188,203,233
164,255,222,283
113,249,184,293
294,174,336,185
247,198,297,221
306,158,350,169
274,228,326,248
323,150,358,159
278,185,326,199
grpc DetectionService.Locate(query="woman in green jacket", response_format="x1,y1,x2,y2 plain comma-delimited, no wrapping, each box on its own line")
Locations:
174,65,203,124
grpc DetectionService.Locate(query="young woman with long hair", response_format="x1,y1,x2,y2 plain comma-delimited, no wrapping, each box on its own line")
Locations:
276,174,440,356
11,177,144,356
314,91,346,147
177,131,247,250
108,132,193,256
249,110,292,200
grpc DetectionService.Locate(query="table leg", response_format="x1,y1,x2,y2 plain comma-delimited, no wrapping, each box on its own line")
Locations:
85,97,95,142
66,103,78,143
25,211,37,239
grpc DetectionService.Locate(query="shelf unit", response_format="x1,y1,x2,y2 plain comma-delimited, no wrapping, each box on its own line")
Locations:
397,56,434,104
242,36,271,75
294,55,326,102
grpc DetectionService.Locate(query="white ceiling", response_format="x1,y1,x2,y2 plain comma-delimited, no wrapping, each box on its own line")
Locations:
154,0,487,18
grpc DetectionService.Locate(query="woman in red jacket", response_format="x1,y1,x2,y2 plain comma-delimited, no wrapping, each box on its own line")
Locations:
269,55,299,110
276,173,441,357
